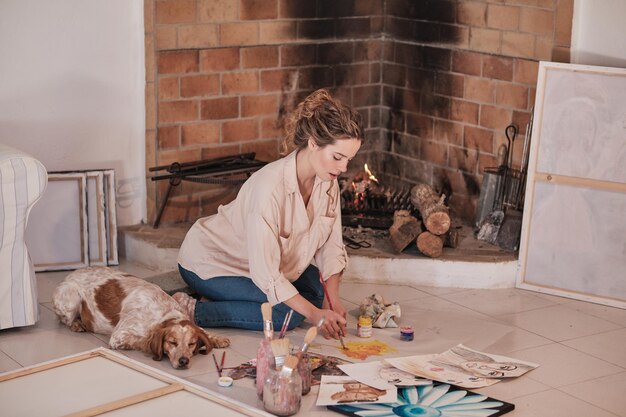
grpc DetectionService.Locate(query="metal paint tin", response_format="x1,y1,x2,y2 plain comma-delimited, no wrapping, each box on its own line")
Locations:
400,326,414,341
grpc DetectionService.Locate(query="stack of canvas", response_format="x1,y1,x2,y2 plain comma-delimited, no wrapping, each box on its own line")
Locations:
25,170,118,271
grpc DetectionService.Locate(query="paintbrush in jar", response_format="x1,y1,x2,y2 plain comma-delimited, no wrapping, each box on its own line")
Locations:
276,355,301,413
280,355,299,377
300,326,317,354
261,302,273,340
278,309,293,339
271,338,291,369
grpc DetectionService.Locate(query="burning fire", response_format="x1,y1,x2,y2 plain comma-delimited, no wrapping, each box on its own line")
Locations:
350,164,378,211
364,164,379,184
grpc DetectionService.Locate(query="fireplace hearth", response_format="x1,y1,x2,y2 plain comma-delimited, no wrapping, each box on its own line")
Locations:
120,222,518,290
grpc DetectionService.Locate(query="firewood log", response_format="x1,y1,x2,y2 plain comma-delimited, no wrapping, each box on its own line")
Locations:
389,210,422,253
443,227,459,249
410,183,451,235
416,231,444,258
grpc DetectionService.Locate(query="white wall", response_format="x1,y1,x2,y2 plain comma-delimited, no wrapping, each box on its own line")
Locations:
571,0,626,68
0,0,145,225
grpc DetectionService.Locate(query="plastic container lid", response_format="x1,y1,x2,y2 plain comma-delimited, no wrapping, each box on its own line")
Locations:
218,376,234,387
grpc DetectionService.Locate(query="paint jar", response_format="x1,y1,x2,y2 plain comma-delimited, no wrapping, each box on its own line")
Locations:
256,339,276,399
400,326,414,341
263,367,302,416
357,315,373,338
297,355,311,396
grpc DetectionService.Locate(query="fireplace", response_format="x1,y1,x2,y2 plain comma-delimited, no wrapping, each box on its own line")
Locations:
144,0,574,227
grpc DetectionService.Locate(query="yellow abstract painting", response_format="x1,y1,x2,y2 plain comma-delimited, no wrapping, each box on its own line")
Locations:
340,339,396,360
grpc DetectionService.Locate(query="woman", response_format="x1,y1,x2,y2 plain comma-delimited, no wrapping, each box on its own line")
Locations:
175,89,363,340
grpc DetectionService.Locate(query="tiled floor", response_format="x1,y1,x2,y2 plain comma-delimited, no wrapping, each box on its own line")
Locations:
1,262,625,417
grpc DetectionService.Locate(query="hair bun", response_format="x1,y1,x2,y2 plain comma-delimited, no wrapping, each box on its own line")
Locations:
282,88,363,155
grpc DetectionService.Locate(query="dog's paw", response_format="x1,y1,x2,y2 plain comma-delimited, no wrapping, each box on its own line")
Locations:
69,320,86,332
211,335,230,348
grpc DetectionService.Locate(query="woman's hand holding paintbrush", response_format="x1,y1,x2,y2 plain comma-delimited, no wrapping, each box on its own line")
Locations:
318,272,347,346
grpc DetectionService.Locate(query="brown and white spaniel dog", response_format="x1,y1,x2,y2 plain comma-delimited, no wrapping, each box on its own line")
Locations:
52,267,229,369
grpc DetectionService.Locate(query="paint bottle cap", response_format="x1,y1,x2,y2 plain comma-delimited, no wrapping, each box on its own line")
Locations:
400,326,414,341
218,376,234,387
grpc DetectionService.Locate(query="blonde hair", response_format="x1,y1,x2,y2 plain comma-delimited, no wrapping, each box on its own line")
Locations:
282,89,363,154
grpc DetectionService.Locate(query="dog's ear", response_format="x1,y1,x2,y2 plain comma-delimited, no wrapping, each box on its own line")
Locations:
148,325,167,361
194,326,212,355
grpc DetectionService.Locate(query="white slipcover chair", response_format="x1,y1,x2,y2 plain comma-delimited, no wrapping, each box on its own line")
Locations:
0,144,47,329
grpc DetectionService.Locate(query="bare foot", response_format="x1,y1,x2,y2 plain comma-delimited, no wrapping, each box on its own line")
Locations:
172,292,197,321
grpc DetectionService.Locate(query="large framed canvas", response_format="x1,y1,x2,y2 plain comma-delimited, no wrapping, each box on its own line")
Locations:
516,62,626,308
25,172,89,271
0,348,272,417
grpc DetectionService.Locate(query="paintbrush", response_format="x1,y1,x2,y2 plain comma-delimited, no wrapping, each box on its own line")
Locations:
271,338,291,369
299,326,317,355
261,302,273,340
212,352,222,377
278,309,293,339
316,316,326,329
270,338,291,357
279,355,299,377
318,272,347,349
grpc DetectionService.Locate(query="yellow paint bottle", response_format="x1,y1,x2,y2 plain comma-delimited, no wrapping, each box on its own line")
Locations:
357,315,373,338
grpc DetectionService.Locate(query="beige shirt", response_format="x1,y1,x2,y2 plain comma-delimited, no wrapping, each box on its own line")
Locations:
178,150,347,305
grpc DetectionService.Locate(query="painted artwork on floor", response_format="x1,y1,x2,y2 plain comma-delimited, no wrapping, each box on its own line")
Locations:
317,376,398,406
329,382,514,417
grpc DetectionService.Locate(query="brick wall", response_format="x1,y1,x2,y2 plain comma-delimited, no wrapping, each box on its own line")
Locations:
144,0,573,224
377,0,573,220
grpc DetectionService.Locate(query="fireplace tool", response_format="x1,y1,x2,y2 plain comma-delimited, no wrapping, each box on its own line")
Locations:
343,235,372,249
149,153,266,228
496,113,533,250
476,115,533,250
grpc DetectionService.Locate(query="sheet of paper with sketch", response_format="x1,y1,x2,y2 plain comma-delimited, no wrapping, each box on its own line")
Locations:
435,344,539,378
384,344,539,389
338,360,432,390
316,375,397,406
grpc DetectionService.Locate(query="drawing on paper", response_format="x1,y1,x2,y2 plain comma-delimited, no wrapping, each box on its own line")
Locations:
316,375,397,406
385,344,538,389
339,361,431,390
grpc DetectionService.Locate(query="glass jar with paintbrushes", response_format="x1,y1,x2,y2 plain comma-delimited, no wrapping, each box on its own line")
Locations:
294,326,318,395
256,303,275,399
263,355,302,416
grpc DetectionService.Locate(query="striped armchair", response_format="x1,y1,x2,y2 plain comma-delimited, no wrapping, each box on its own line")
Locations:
0,144,47,329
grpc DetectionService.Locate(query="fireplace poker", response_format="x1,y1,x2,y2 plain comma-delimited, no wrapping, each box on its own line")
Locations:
516,109,534,209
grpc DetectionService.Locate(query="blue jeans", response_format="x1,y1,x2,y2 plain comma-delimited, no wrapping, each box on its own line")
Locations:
178,264,324,330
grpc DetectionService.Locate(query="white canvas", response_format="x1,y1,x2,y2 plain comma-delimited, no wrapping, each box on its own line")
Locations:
517,62,626,309
0,349,272,417
25,173,89,271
